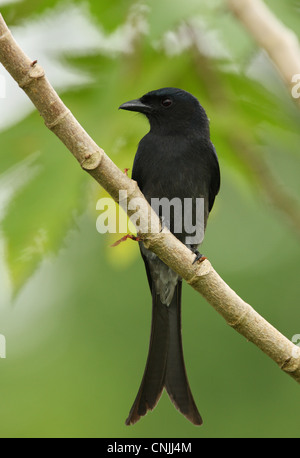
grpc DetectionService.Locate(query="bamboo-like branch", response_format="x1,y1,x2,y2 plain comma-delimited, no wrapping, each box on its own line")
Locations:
226,0,300,106
0,13,300,382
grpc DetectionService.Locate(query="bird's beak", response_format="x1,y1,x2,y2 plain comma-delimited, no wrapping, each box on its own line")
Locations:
119,99,152,114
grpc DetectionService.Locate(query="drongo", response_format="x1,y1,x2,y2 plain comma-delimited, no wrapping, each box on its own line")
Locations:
119,87,220,425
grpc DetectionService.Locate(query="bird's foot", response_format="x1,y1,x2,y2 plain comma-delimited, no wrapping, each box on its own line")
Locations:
124,168,130,176
111,234,140,247
192,249,207,265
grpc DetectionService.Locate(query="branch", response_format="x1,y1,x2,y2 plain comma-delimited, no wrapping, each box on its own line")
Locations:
0,13,300,382
226,0,300,106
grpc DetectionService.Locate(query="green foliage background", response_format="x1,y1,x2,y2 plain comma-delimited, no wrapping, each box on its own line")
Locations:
0,0,300,438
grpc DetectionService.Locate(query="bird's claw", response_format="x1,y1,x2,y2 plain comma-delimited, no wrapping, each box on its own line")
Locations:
192,250,207,265
111,234,140,247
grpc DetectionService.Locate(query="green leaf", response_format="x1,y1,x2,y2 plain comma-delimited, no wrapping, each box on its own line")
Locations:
146,0,219,40
87,0,136,32
1,0,63,24
0,110,87,294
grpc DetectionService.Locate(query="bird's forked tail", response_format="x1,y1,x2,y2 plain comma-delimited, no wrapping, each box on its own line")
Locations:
125,281,202,426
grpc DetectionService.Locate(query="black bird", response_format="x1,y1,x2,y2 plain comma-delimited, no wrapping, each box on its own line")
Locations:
119,87,220,425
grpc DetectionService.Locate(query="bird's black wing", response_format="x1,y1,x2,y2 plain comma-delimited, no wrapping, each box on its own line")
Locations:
208,143,221,212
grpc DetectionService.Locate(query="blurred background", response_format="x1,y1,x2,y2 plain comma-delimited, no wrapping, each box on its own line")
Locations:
0,0,300,438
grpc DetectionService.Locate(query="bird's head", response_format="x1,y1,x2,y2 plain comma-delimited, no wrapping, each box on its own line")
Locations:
119,87,209,135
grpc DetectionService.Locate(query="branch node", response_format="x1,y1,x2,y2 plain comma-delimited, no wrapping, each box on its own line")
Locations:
187,259,212,286
81,150,103,170
45,109,71,130
0,29,10,41
280,349,300,373
18,64,45,88
140,233,156,250
228,308,250,329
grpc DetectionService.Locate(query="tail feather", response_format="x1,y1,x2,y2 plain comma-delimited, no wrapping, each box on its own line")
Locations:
126,281,202,426
125,296,169,425
165,282,202,425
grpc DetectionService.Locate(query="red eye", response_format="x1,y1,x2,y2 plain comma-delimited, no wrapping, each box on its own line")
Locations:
161,98,172,107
